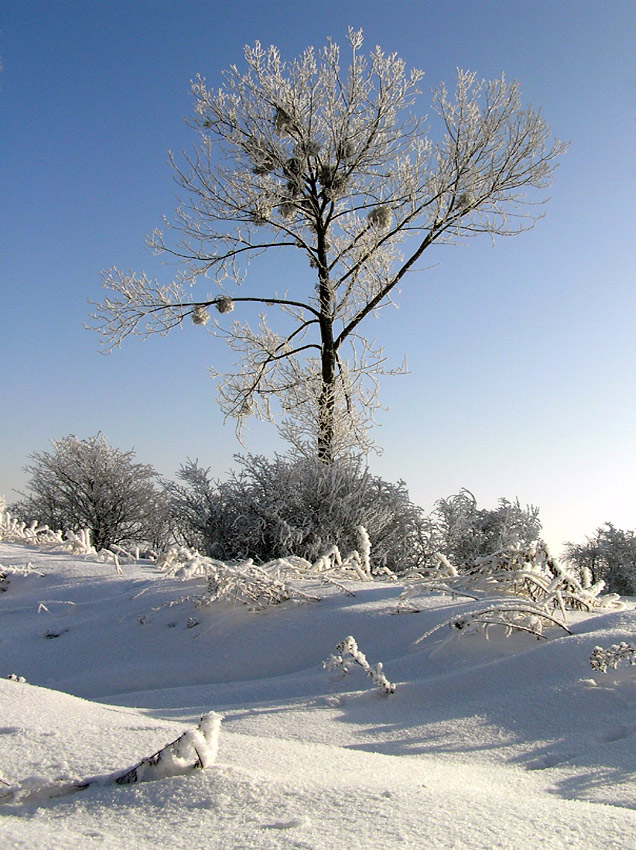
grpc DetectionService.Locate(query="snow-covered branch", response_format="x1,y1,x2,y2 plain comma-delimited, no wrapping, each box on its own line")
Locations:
0,713,222,806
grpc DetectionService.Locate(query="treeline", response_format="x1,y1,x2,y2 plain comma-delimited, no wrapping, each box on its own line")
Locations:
8,434,636,593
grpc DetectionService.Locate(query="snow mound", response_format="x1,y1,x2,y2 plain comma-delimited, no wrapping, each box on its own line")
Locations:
2,542,636,848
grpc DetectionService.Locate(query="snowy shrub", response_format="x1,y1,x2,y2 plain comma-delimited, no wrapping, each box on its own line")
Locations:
432,489,542,571
400,542,622,646
165,454,434,573
398,542,621,616
2,495,61,550
0,499,67,547
1,497,151,572
13,434,171,551
564,523,636,596
324,635,396,694
590,642,636,674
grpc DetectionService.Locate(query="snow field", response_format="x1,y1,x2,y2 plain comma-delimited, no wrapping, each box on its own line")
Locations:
1,542,636,848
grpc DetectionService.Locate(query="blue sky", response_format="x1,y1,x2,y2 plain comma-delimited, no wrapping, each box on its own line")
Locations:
1,0,635,553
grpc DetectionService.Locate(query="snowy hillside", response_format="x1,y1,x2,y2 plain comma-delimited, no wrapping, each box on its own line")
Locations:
1,541,636,849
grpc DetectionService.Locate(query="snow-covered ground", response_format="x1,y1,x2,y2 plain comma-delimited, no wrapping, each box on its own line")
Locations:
1,541,636,849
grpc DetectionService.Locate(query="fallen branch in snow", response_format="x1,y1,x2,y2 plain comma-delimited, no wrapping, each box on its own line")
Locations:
590,642,636,674
114,711,221,783
0,712,222,806
414,600,573,645
157,527,393,613
159,548,320,611
324,635,396,694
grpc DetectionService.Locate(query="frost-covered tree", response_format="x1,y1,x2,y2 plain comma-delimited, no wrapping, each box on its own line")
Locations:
433,488,542,570
14,434,168,550
564,523,636,596
90,29,566,461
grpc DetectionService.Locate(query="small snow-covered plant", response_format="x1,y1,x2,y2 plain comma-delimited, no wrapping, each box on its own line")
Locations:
358,525,371,575
404,542,621,645
1,496,149,572
311,526,376,581
159,526,388,614
0,563,44,593
324,635,396,694
590,642,636,674
0,508,65,547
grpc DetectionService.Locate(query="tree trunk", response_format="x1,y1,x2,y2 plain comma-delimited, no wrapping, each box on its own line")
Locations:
317,364,336,463
317,244,336,463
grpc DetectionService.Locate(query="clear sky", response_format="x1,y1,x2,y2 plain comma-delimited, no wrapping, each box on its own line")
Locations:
1,0,635,554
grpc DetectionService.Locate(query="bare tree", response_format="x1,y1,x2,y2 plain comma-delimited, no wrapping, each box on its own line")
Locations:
90,29,566,462
14,434,167,550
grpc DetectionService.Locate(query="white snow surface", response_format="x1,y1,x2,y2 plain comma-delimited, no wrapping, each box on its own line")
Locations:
2,542,636,849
